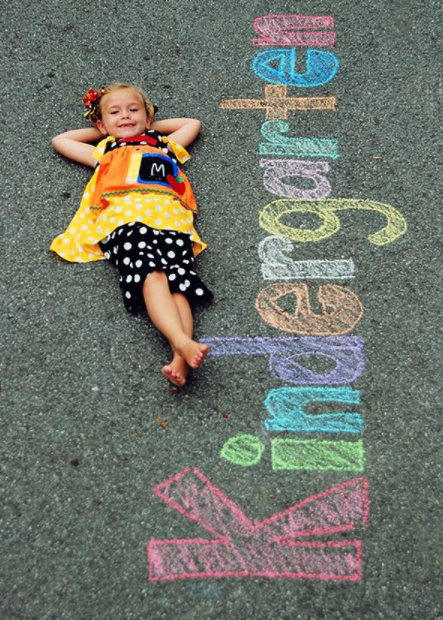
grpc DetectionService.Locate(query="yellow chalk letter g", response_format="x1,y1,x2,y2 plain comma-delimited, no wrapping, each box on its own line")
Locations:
259,198,407,245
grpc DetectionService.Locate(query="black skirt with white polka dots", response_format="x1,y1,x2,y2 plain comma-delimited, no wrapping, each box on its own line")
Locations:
98,223,213,313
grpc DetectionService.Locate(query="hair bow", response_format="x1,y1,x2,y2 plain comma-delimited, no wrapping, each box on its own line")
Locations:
83,86,106,118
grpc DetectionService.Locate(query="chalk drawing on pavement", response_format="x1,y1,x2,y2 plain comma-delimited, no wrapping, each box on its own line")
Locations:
260,120,340,158
204,335,365,385
220,85,336,120
271,439,365,471
260,159,332,199
258,236,355,280
259,198,408,245
147,467,369,581
264,387,363,434
252,14,336,48
220,435,265,467
252,48,339,87
255,283,364,335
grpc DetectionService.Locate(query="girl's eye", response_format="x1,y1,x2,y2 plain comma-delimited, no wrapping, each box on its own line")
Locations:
130,108,139,112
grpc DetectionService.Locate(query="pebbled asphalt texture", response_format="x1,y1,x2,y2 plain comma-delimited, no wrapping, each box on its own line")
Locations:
1,1,442,619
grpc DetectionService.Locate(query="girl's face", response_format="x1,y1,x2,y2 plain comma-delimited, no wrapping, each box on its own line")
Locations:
96,88,151,138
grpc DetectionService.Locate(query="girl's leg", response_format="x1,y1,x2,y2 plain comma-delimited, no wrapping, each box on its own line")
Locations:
142,271,208,383
161,292,195,386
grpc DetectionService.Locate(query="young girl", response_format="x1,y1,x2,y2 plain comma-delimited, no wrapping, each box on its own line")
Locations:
51,82,212,387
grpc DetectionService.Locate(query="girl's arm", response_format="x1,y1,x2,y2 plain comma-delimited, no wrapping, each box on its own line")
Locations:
51,127,103,168
150,118,201,148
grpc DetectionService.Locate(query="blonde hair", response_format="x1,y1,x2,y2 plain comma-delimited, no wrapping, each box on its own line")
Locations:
88,82,156,125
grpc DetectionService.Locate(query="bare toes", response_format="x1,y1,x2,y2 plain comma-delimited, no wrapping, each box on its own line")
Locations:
162,365,186,387
193,343,209,368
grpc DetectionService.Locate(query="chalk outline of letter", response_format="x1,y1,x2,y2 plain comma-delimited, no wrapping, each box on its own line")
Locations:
252,48,339,87
220,85,336,121
260,159,332,199
271,438,365,471
147,467,369,581
259,120,340,159
258,236,355,280
252,14,336,47
259,198,408,245
264,386,364,434
255,283,364,335
204,335,365,385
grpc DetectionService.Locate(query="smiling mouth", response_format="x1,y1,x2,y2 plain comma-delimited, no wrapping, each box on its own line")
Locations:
119,123,135,128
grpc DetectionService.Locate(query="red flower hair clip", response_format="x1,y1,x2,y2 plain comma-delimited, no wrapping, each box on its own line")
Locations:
83,86,106,118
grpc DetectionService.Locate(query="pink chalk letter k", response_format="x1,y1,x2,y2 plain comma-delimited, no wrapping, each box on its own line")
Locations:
147,467,369,581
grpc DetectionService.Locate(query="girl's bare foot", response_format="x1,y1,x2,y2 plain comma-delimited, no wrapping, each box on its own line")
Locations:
176,339,209,369
161,354,189,387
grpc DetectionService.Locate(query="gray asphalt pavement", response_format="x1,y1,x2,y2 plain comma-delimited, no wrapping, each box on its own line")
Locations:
1,1,442,619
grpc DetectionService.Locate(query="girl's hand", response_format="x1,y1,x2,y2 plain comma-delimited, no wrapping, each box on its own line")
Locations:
150,118,201,148
51,127,104,167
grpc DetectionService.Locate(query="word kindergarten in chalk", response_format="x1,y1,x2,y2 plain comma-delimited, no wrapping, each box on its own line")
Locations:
148,13,406,582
